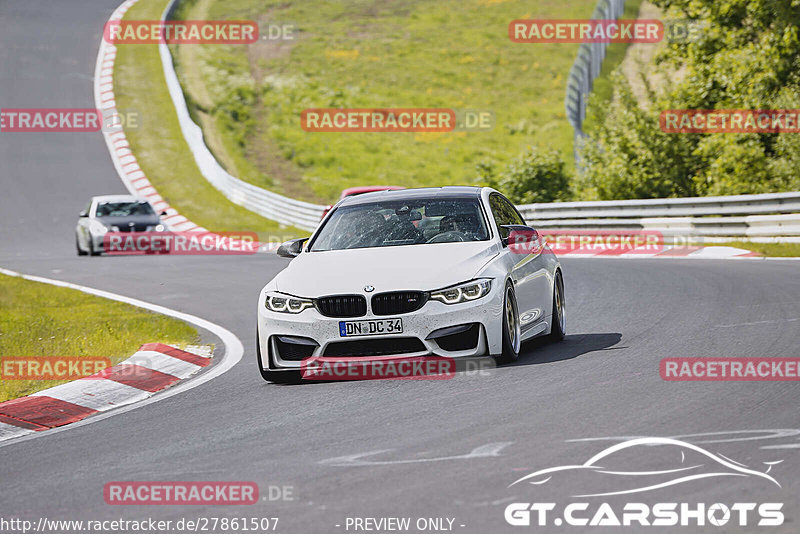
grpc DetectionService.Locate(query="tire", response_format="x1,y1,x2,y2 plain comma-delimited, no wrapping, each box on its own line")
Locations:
495,281,521,364
549,270,566,341
89,238,100,256
256,328,302,384
76,235,87,256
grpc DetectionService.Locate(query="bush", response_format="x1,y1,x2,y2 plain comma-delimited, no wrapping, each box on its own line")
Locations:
578,73,697,200
476,147,571,203
499,146,571,203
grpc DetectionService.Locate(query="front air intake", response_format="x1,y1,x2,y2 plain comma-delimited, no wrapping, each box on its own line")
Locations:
315,295,367,318
371,291,427,315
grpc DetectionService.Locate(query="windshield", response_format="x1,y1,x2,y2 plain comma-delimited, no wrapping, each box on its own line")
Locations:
95,201,155,217
311,198,489,251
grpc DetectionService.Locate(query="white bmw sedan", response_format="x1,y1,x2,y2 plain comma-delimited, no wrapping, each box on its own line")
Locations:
75,195,166,256
256,186,565,383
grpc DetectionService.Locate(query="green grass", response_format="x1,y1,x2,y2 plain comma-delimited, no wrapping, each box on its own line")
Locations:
113,0,306,240
0,273,199,402
718,241,800,258
169,0,613,202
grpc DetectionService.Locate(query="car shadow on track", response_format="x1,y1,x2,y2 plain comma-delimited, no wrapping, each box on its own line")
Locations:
511,332,623,367
264,333,624,385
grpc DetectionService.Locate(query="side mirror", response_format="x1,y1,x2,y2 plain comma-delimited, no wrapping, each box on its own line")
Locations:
501,225,540,253
79,210,89,218
277,238,308,258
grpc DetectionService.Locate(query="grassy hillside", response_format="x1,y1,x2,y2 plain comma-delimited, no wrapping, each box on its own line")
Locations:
114,0,306,238
171,0,629,202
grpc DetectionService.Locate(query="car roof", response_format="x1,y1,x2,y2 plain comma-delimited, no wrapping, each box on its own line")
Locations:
92,195,146,203
338,186,484,207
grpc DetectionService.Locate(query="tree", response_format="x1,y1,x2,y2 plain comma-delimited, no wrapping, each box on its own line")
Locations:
581,0,800,198
578,73,697,199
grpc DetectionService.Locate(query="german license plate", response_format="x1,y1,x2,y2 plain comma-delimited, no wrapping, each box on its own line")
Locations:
339,318,403,337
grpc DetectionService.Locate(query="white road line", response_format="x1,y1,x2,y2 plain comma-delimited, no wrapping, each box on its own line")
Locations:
0,422,35,441
0,267,243,448
715,317,800,328
566,429,800,445
319,442,514,467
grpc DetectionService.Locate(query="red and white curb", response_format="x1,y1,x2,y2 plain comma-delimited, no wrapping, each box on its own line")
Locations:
94,0,199,233
93,0,278,253
0,344,212,442
0,267,243,448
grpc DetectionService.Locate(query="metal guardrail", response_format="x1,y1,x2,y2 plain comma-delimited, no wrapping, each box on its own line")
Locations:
518,192,800,239
565,0,626,164
160,0,326,232
518,192,800,219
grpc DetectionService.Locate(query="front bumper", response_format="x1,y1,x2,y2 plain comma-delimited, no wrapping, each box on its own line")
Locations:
257,286,504,370
89,229,169,254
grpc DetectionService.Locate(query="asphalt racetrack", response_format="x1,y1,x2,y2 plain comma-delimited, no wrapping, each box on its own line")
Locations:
1,2,799,533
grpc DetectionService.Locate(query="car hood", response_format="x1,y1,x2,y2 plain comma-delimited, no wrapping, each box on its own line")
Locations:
275,241,500,296
96,215,161,228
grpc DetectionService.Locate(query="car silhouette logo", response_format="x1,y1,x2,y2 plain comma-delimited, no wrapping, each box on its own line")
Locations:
509,437,782,498
364,285,375,292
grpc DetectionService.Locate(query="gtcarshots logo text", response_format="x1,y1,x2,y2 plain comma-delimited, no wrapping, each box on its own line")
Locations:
503,437,784,527
505,502,783,527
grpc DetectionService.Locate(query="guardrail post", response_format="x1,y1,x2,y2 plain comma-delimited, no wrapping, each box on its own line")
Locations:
564,0,627,168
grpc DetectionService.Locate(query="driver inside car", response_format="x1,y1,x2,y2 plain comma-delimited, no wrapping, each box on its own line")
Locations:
439,215,459,233
385,205,422,242
435,214,479,240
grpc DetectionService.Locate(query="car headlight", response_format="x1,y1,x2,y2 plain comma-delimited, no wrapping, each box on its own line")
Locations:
430,279,492,305
154,224,165,232
264,292,314,314
88,220,109,234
